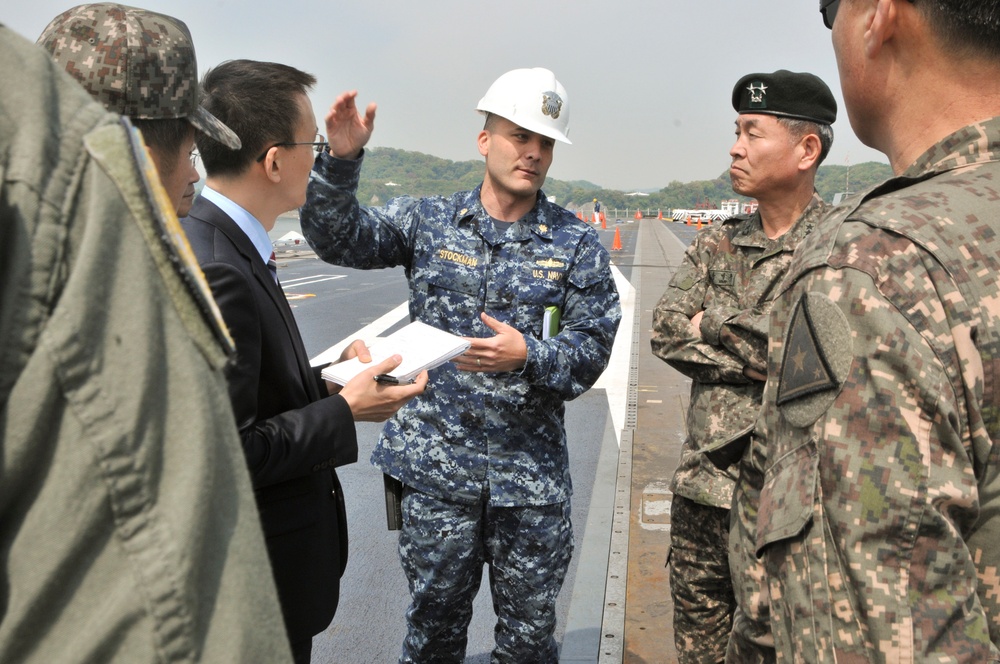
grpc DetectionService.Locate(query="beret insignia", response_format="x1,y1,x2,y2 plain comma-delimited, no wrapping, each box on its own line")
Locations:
747,82,767,108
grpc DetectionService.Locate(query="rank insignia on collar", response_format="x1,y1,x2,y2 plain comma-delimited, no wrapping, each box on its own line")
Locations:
539,224,548,233
536,257,566,269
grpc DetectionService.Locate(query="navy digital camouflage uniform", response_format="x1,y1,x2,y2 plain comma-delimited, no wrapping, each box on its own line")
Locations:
755,117,1000,662
651,194,827,663
301,152,621,663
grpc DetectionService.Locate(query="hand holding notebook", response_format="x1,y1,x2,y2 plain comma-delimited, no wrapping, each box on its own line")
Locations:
321,321,471,385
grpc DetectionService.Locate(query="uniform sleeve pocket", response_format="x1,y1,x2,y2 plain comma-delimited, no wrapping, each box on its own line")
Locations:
755,440,818,556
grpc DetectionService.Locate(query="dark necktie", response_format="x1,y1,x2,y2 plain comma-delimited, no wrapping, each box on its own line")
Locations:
268,251,279,284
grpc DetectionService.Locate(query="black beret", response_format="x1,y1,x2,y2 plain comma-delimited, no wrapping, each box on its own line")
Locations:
732,70,837,125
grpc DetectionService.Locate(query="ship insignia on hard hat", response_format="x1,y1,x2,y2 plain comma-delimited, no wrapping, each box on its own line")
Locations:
541,92,563,119
747,82,767,107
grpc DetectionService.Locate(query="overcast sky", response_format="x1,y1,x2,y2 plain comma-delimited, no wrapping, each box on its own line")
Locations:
4,0,888,191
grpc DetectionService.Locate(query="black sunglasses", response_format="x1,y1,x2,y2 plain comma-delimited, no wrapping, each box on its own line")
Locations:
255,134,328,163
820,0,841,29
822,0,913,30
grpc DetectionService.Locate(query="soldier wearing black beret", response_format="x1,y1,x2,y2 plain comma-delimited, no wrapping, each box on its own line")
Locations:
652,68,836,664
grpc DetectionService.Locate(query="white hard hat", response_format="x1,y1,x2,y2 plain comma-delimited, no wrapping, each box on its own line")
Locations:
476,67,571,144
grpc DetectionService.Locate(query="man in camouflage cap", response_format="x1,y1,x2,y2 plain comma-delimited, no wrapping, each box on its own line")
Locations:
651,69,836,664
37,3,240,217
299,68,621,662
753,0,1000,660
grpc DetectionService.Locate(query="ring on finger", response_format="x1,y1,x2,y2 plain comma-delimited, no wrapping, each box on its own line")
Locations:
477,358,481,367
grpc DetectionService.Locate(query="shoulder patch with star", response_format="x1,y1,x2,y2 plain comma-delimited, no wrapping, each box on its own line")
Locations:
776,292,853,428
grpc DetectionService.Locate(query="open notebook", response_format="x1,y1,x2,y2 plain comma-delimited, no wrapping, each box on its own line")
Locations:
321,320,471,386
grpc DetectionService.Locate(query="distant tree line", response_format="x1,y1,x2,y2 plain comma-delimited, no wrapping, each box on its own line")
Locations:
356,147,893,211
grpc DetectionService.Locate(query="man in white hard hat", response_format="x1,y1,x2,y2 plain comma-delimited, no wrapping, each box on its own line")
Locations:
300,68,621,662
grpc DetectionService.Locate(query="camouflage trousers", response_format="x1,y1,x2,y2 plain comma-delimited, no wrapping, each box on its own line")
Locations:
668,495,736,664
397,486,573,664
726,435,775,664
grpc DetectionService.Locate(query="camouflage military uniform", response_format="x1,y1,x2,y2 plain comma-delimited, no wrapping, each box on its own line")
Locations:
301,153,621,662
651,195,827,663
0,25,290,663
755,117,1000,662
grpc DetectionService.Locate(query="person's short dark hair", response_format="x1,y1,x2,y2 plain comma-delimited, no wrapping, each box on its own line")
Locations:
132,118,194,172
483,112,501,132
777,118,835,167
919,0,1000,60
197,60,317,177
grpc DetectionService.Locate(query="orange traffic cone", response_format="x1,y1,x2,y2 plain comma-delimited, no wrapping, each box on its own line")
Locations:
697,218,703,229
611,227,622,251
657,209,663,220
577,210,584,221
601,213,607,229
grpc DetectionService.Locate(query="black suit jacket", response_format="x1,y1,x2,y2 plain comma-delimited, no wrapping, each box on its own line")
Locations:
182,197,358,644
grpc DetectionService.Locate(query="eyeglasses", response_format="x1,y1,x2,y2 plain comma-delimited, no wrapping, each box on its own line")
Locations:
820,0,841,29
255,134,328,163
190,149,200,168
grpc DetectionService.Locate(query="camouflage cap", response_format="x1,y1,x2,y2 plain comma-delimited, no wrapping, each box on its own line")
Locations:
37,3,241,150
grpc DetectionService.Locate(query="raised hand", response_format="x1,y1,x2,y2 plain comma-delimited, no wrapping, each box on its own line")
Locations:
324,90,377,160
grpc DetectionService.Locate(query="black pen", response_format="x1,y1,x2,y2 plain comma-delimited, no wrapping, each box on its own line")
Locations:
375,374,414,385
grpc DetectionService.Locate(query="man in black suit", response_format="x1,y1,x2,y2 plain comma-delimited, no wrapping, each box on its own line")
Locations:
182,59,426,664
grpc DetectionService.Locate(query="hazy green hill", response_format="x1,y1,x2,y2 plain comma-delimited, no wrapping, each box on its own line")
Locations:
813,161,894,200
356,146,892,210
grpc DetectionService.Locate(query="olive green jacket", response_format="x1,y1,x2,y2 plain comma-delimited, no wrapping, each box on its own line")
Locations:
0,26,291,663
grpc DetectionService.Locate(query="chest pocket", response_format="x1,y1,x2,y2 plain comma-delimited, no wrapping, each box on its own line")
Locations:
507,268,565,339
707,258,741,305
710,269,736,288
707,225,744,300
419,260,482,336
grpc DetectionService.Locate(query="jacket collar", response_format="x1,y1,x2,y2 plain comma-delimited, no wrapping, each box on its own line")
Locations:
455,185,556,244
